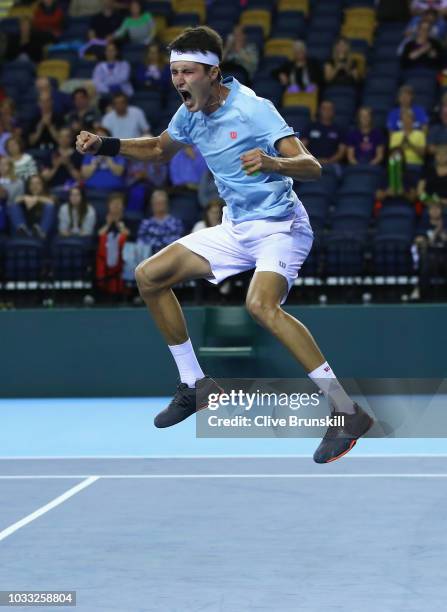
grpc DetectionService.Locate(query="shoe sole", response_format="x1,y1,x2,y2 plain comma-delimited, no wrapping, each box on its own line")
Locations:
319,415,375,464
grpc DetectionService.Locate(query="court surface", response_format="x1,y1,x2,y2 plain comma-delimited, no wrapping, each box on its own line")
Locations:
0,398,445,612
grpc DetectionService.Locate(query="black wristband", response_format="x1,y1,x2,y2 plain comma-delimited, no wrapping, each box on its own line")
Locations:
96,137,121,156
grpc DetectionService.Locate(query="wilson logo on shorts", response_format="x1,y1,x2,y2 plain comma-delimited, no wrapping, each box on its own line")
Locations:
230,131,238,139
279,261,286,269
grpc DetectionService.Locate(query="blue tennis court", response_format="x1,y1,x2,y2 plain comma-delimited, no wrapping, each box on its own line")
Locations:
0,398,445,611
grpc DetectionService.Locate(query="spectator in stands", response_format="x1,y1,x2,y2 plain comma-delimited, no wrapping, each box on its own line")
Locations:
387,85,428,132
32,0,64,41
69,0,102,18
400,19,443,71
65,87,101,133
34,76,71,120
418,145,447,204
111,0,155,45
389,108,427,171
169,145,208,192
89,0,123,42
58,185,96,237
10,174,55,238
5,136,37,180
81,127,126,191
5,16,49,63
273,40,322,94
412,200,447,300
96,191,130,294
405,7,447,42
28,93,62,151
137,189,183,253
102,92,150,139
324,37,360,87
198,169,219,208
92,41,133,103
302,100,346,167
346,107,385,166
41,127,82,190
221,25,259,84
134,42,171,92
411,0,447,17
0,157,24,206
427,104,447,154
192,199,223,233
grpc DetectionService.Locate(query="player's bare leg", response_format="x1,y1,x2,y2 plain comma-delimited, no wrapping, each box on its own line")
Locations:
245,271,374,463
135,243,221,427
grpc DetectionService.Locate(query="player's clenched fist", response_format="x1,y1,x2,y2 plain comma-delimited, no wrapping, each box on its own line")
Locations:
240,148,277,176
76,131,102,155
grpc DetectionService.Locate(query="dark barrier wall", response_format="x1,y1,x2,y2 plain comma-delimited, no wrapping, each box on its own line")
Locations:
0,304,445,398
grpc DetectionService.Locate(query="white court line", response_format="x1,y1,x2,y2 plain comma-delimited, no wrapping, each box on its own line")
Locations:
0,474,447,480
1,454,447,460
0,476,99,543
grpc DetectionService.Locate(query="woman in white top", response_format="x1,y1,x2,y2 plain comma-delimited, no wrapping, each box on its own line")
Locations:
5,136,38,180
192,199,223,233
58,185,96,237
92,41,133,100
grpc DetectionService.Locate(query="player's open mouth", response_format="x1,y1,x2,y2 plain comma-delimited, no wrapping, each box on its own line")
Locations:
178,89,192,103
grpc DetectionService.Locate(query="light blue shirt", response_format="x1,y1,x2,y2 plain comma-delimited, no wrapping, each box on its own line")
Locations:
167,77,308,223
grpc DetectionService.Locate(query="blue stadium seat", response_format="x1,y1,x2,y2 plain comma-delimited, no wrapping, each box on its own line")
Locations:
272,12,306,39
254,77,283,106
331,212,369,236
363,76,399,96
4,238,44,282
324,235,365,276
121,43,146,65
335,194,374,217
207,18,236,38
64,16,90,40
0,18,19,34
148,1,172,18
52,237,93,282
299,192,331,220
339,168,383,194
172,13,201,27
373,235,413,276
281,107,312,135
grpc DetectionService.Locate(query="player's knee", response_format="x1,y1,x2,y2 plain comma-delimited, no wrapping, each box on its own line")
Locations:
134,260,165,295
246,296,278,328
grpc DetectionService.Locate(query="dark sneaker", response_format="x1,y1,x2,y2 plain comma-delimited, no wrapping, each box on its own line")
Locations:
313,404,374,464
154,376,223,428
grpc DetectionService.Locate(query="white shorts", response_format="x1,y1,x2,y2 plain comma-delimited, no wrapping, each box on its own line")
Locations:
176,206,314,303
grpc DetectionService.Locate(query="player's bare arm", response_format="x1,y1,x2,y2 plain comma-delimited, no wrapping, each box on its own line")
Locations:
75,130,184,163
240,136,322,182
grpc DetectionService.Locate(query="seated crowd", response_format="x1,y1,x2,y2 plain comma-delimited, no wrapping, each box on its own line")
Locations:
0,0,446,298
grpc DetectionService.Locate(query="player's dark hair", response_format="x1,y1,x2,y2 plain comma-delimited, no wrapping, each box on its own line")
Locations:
168,26,224,67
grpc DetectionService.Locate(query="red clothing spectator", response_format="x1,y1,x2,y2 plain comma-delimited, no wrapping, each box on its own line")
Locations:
33,0,64,38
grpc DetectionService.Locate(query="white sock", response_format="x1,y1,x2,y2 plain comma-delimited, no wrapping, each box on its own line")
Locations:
308,361,356,414
168,339,205,388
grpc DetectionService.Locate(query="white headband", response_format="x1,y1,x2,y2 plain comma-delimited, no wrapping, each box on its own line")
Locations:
170,50,220,66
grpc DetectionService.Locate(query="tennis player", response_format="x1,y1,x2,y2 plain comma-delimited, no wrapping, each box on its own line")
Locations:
76,26,373,463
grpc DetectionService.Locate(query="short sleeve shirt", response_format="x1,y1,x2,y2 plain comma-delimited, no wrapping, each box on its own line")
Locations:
167,77,307,223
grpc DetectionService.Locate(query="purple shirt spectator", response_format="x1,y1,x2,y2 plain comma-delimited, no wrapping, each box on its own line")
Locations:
137,215,183,253
346,128,385,164
169,145,208,188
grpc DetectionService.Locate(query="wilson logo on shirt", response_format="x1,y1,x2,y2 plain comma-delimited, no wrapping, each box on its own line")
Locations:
230,132,238,139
